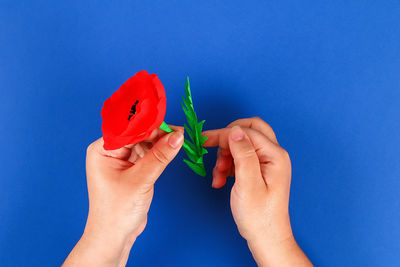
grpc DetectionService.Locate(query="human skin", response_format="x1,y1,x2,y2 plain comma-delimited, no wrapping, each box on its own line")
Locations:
202,117,312,266
63,126,185,266
63,118,312,266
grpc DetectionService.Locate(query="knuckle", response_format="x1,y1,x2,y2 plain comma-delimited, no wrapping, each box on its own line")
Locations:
253,116,275,131
86,138,104,156
274,147,292,173
265,123,275,134
278,147,290,161
236,148,258,163
242,148,257,159
227,119,239,127
151,147,169,165
86,142,96,155
251,116,263,122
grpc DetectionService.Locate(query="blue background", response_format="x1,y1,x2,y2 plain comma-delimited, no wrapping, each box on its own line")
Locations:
1,0,399,266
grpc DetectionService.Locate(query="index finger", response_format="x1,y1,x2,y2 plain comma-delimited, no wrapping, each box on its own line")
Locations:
227,117,278,144
202,127,283,161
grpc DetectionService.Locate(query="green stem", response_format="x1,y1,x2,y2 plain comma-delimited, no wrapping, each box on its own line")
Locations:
159,121,191,151
159,121,173,133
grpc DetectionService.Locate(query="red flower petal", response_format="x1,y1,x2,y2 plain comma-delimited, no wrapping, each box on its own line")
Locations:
101,70,167,150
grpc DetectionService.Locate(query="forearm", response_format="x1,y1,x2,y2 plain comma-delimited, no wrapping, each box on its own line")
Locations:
248,235,312,267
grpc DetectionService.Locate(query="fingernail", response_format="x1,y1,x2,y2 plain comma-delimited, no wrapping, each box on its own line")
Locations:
168,131,184,148
231,126,244,141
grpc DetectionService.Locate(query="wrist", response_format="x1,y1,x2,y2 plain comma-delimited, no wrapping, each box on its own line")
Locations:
77,225,136,266
245,218,297,266
247,233,295,266
243,213,294,248
247,232,312,267
79,232,130,265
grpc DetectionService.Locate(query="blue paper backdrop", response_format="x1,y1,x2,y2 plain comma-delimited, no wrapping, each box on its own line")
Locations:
1,0,399,266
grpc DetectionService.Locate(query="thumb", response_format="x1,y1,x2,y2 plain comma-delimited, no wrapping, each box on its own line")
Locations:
229,126,265,191
131,131,184,184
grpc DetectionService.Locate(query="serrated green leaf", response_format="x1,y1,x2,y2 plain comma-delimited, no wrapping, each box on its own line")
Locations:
199,136,208,146
197,119,205,127
183,159,206,177
182,96,193,112
184,123,195,143
181,103,195,126
183,139,197,155
181,101,188,114
185,77,193,102
194,120,205,146
181,76,207,177
181,101,193,120
183,146,202,164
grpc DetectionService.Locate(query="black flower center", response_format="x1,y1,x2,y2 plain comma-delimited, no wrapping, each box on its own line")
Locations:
128,100,139,120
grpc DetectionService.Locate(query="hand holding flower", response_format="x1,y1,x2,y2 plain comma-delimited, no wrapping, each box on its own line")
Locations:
63,127,184,266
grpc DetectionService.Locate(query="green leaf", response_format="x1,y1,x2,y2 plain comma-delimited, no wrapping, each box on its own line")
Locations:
184,123,195,143
199,136,208,146
183,159,206,177
194,120,205,147
181,76,208,176
184,77,193,102
182,96,193,112
181,102,195,126
183,146,202,164
182,139,197,156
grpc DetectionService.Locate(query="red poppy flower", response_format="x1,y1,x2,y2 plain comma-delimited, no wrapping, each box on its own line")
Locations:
101,70,167,150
